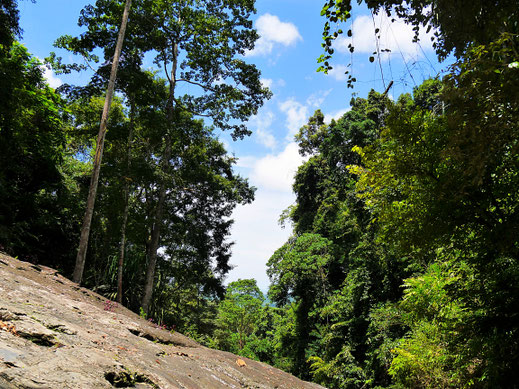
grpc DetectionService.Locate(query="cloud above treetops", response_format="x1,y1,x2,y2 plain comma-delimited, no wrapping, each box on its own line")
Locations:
279,98,308,138
279,89,332,139
228,142,308,290
248,110,277,149
37,58,63,89
247,13,302,56
335,13,434,61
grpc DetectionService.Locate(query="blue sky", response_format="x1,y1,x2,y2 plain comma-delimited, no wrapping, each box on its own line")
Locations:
19,0,448,291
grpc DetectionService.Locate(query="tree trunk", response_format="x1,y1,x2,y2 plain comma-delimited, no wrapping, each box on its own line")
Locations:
73,0,132,284
140,41,179,315
140,135,171,314
116,99,135,304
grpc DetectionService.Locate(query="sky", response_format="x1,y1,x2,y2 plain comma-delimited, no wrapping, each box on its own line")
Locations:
18,0,448,291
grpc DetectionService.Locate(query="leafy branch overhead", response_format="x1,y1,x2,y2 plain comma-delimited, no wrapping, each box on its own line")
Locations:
319,0,519,87
56,0,271,140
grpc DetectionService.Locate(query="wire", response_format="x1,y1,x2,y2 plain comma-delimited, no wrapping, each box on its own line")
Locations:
371,10,386,90
386,15,417,88
417,40,436,73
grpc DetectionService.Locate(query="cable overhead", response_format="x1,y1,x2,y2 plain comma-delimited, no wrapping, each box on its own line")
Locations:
386,16,417,87
417,40,436,73
371,10,386,90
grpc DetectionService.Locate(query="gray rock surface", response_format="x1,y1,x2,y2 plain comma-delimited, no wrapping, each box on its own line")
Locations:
0,253,325,389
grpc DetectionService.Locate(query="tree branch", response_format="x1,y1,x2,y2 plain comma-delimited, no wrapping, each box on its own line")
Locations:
177,78,216,93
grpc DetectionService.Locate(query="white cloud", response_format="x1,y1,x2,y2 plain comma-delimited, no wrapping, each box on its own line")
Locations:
307,89,332,108
248,110,277,149
279,92,333,139
260,78,286,90
327,64,349,81
44,68,63,88
279,98,308,137
324,108,350,123
227,189,294,291
260,78,273,89
235,155,257,169
220,138,231,153
227,143,307,290
336,13,433,61
256,128,277,149
38,60,63,89
250,142,306,193
247,14,302,56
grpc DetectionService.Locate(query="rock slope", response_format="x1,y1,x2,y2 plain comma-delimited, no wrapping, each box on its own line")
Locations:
0,253,325,389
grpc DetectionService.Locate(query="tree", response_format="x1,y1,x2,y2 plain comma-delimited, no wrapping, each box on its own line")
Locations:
0,42,82,271
352,71,519,386
145,112,255,321
267,92,412,387
64,74,255,324
214,279,265,352
73,0,132,284
65,93,133,289
317,1,519,384
267,233,333,379
0,0,23,48
59,0,270,312
130,0,268,314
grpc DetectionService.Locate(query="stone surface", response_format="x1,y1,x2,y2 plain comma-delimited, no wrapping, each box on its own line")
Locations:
0,253,325,389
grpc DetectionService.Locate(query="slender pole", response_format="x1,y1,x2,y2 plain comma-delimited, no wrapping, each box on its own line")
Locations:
73,0,132,284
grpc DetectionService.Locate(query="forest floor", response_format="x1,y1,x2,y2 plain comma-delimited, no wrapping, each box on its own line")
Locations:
0,253,324,389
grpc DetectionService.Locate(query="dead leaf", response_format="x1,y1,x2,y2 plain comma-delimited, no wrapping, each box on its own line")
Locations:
0,320,17,336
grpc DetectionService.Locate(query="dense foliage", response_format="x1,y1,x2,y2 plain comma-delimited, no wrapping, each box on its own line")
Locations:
0,41,83,271
1,1,518,388
0,0,261,332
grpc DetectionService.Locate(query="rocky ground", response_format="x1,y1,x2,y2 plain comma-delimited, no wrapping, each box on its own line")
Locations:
0,253,325,389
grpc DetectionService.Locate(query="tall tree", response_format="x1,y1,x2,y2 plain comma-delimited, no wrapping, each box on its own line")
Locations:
0,42,81,270
353,55,519,386
0,0,22,48
130,0,269,314
266,92,411,386
316,1,519,386
116,97,134,304
267,233,334,379
73,0,132,284
146,111,255,320
58,0,270,309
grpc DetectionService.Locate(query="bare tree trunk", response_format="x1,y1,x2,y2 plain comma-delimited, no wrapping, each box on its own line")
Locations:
141,136,171,314
73,0,132,284
116,99,135,304
140,41,179,315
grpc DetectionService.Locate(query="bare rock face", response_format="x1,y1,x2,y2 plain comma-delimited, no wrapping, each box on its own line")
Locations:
0,253,325,389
